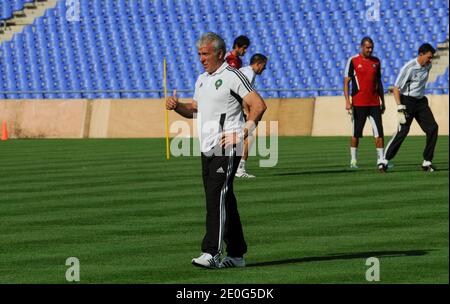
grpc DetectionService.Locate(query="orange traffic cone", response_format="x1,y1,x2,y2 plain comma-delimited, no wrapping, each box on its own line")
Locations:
1,122,8,141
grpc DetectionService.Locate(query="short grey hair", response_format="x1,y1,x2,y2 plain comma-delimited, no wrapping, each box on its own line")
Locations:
196,32,226,56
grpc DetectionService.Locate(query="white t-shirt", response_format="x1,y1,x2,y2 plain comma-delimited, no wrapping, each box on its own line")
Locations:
193,62,254,152
239,65,256,86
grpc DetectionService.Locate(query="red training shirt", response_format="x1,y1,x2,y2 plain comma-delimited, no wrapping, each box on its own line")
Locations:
225,51,242,69
345,54,382,106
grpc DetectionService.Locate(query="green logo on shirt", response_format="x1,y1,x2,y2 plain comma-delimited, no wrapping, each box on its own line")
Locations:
215,79,223,90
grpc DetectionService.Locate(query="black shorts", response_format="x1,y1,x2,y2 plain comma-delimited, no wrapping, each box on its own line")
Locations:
351,106,384,138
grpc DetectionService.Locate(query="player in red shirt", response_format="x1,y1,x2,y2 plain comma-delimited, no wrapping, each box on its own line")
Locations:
225,35,250,69
344,37,386,171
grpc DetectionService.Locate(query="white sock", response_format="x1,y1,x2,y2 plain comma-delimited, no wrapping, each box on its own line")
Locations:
239,160,246,169
350,147,357,163
422,160,432,167
376,148,384,163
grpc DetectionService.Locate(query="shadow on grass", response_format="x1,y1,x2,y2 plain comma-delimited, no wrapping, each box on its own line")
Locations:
274,169,361,176
385,162,449,172
246,249,429,267
273,163,449,176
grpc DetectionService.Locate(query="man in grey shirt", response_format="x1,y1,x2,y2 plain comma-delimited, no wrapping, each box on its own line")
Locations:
381,43,439,172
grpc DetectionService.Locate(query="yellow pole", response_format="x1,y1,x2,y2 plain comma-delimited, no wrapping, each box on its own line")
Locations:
164,57,170,160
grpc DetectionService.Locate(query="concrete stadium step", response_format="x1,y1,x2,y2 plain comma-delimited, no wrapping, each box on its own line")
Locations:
0,0,57,43
429,39,449,84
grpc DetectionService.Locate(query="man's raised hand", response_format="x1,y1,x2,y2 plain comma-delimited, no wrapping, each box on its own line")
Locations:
166,89,178,110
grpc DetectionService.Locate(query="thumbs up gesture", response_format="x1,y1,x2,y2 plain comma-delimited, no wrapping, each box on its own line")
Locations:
166,89,179,110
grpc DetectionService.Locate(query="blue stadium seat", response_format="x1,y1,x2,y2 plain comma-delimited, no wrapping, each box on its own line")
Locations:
0,0,448,99
13,0,25,12
0,2,13,20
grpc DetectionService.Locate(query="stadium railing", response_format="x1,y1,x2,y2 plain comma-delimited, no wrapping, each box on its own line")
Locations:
0,87,449,99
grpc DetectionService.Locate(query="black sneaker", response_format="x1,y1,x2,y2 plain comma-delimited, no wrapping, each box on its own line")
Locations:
422,165,437,172
377,163,388,173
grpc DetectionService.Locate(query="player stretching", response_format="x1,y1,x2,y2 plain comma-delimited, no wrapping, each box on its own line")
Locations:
236,53,268,178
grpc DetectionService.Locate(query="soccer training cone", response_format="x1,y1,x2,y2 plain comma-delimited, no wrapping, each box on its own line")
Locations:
1,122,8,140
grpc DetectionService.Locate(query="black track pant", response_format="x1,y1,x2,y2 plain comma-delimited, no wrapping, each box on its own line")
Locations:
200,146,247,257
385,95,439,162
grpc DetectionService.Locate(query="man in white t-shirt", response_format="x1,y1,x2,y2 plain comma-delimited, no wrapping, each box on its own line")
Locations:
166,32,267,269
237,54,268,178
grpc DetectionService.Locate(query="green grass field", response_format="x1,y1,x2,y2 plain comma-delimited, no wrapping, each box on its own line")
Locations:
0,136,448,283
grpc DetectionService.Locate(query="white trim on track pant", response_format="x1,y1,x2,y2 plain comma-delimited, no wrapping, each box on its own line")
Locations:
200,146,247,257
385,95,438,162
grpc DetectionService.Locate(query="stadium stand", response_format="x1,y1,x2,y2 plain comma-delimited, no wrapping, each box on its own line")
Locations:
0,0,448,99
428,66,449,94
0,1,35,20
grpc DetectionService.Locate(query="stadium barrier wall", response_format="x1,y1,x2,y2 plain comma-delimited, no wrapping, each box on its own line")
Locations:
0,99,87,138
0,95,447,138
88,98,315,138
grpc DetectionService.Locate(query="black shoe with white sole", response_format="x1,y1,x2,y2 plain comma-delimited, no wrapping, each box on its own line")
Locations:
377,163,388,173
422,165,437,172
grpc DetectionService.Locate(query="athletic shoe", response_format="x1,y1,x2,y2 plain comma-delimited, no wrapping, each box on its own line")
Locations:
377,163,388,173
422,164,436,172
235,168,255,178
350,161,358,169
192,253,220,269
219,256,246,268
